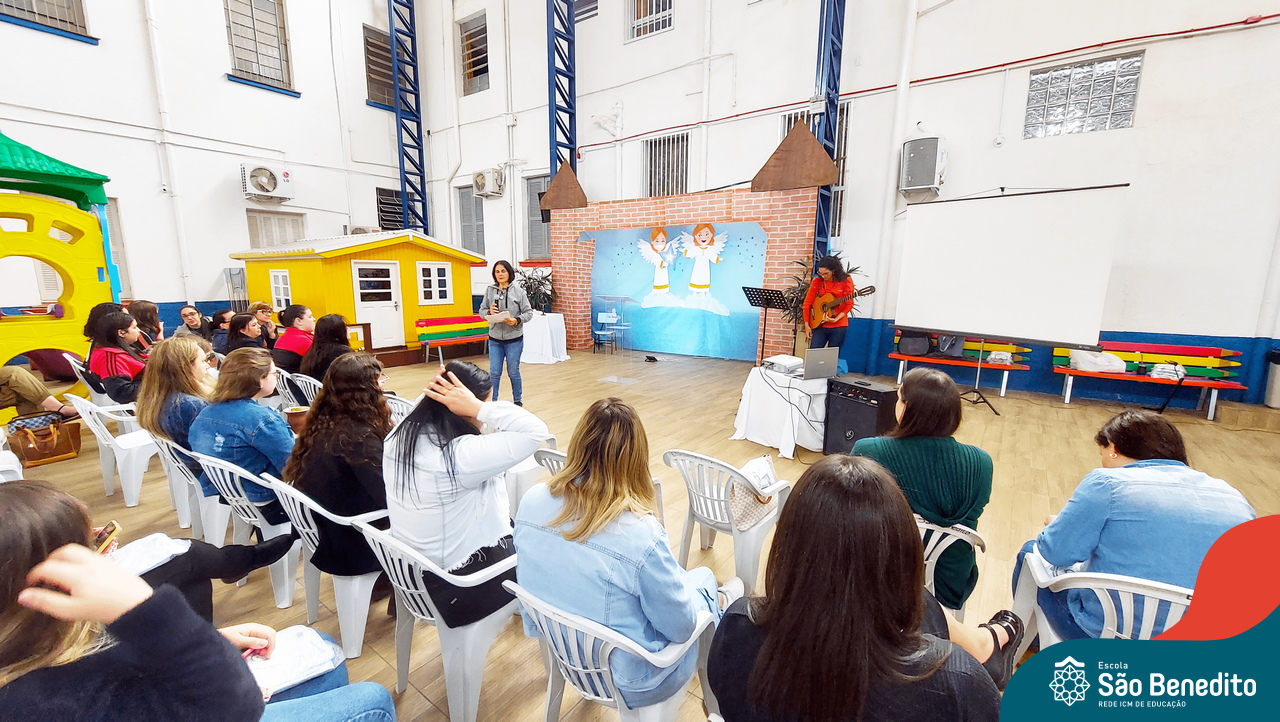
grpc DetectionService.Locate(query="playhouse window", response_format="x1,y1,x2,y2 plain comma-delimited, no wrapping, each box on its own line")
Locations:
417,262,452,306
269,269,291,309
224,0,294,90
0,0,88,35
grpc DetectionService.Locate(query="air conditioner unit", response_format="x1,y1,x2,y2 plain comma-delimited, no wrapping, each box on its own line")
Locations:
899,137,947,194
472,168,505,198
348,226,380,235
241,163,294,201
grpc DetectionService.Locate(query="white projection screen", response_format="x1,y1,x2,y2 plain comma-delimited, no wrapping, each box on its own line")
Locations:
896,186,1127,348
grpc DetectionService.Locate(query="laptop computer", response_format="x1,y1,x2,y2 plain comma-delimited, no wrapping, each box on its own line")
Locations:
802,346,841,380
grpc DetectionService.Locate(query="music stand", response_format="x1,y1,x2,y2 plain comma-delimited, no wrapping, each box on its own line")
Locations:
742,287,789,366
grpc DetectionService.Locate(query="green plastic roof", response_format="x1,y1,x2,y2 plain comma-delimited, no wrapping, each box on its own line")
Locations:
0,130,109,209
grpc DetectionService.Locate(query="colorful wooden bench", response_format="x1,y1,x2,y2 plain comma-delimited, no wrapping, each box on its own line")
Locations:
1051,341,1246,421
890,333,1032,397
416,315,488,363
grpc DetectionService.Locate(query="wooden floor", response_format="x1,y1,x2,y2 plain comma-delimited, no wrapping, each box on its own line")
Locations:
24,350,1280,721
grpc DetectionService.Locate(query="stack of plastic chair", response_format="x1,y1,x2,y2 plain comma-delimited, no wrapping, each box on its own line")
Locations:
64,394,158,507
504,580,720,721
265,474,386,658
353,520,516,722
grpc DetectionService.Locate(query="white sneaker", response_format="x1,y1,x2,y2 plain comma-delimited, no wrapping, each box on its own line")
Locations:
717,577,746,609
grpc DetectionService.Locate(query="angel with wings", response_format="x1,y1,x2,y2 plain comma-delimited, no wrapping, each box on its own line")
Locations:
636,227,681,308
675,223,730,315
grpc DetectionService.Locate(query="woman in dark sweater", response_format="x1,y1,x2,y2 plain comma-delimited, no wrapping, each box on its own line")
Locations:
708,456,1018,722
225,313,267,354
852,367,993,610
284,352,391,577
299,314,353,383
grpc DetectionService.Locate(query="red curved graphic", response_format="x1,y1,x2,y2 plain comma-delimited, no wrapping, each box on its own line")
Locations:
1156,515,1280,640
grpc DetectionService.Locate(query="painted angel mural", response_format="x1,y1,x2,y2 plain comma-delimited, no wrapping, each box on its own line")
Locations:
675,222,730,316
636,227,682,308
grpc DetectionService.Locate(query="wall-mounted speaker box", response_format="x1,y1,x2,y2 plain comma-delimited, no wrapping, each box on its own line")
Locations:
824,375,898,455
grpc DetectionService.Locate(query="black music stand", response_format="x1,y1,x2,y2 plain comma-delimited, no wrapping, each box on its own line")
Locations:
742,287,789,366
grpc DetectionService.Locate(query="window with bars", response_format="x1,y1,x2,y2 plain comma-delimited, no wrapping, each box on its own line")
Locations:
457,186,485,254
630,0,672,40
376,187,404,231
247,209,305,249
643,133,688,198
416,262,453,305
1024,53,1143,140
459,14,489,96
269,269,291,310
0,0,86,35
224,0,293,89
779,103,851,237
526,175,551,259
574,0,598,21
364,26,394,108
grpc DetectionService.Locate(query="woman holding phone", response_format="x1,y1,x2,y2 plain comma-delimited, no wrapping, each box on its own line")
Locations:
480,260,533,406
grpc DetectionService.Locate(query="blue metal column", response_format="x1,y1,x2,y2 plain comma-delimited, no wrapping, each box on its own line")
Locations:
390,0,428,231
812,0,846,261
547,0,576,178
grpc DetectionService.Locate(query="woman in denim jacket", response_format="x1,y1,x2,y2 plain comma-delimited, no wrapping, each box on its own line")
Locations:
514,397,725,709
189,348,294,525
136,336,216,478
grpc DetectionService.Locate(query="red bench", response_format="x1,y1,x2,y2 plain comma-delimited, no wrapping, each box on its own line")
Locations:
1052,342,1246,421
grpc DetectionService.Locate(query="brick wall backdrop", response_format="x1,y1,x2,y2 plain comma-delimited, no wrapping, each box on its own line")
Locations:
550,187,818,359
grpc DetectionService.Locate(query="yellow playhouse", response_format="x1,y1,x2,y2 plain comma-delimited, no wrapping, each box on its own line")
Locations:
0,131,118,413
230,230,484,355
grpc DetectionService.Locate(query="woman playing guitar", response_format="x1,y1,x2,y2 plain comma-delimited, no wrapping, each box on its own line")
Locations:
802,256,857,350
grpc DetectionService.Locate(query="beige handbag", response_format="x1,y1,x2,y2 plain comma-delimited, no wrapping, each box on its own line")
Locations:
729,456,779,531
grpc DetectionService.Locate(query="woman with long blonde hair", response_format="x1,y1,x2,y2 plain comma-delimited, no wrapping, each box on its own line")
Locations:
513,397,728,709
136,337,214,476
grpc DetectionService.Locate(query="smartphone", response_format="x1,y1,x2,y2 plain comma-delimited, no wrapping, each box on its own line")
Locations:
93,520,122,554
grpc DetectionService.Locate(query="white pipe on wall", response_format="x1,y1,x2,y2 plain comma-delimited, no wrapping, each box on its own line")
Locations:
442,0,463,244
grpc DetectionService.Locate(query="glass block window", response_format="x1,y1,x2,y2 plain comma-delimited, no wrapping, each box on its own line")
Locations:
417,262,452,305
644,132,688,197
364,26,394,108
224,0,293,89
630,0,672,40
1024,53,1142,140
459,14,489,96
0,0,86,34
376,187,403,231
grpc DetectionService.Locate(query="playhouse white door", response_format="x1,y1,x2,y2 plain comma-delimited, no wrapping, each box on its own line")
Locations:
352,261,405,349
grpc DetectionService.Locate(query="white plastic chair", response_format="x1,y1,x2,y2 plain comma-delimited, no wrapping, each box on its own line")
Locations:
272,368,302,408
145,432,201,534
64,394,158,507
189,452,301,608
504,580,719,722
532,448,664,524
385,395,416,427
264,474,386,659
1011,547,1193,659
0,450,22,481
153,433,243,548
915,514,987,622
62,352,113,406
353,520,516,722
289,373,323,406
663,449,790,595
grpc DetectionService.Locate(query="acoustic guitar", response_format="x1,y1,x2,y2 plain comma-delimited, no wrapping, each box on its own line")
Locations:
807,286,876,330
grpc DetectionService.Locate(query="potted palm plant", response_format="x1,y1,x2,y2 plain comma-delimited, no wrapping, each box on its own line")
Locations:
516,267,556,313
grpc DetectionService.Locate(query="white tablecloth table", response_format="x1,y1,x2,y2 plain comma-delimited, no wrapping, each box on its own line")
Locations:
731,366,827,459
522,312,569,364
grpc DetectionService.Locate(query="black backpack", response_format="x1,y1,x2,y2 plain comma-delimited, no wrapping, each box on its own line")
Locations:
897,330,932,356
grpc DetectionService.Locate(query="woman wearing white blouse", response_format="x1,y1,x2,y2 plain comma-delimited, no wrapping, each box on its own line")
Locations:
383,360,550,626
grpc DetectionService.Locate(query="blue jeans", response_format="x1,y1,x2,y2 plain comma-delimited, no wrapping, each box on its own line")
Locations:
809,325,847,350
262,635,396,722
1012,540,1088,644
489,336,524,403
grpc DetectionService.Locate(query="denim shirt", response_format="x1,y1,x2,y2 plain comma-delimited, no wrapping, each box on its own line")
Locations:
513,484,718,706
188,399,294,501
1037,460,1255,637
159,393,207,476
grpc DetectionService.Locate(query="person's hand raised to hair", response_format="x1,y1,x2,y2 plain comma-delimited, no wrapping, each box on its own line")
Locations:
423,370,484,419
220,623,277,658
17,544,153,625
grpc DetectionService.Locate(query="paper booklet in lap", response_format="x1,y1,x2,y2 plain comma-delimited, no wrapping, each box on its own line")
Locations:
245,626,345,698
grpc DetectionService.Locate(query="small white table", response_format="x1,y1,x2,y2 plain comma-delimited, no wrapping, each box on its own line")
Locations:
522,312,569,364
731,366,827,459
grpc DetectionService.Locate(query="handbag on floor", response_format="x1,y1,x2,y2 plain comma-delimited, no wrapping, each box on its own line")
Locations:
7,419,82,468
6,411,64,434
729,455,780,531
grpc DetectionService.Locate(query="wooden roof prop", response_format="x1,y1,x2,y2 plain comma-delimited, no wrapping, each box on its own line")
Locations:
0,128,110,209
751,122,839,191
228,229,485,263
540,162,588,210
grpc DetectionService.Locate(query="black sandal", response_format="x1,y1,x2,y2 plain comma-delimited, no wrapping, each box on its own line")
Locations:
980,610,1025,691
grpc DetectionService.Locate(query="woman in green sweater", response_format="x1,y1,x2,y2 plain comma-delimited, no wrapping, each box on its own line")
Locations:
852,367,992,610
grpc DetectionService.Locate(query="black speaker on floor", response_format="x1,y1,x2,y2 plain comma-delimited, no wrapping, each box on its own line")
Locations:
824,375,898,454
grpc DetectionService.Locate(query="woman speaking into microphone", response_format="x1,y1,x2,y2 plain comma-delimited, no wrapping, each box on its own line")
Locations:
482,260,534,406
